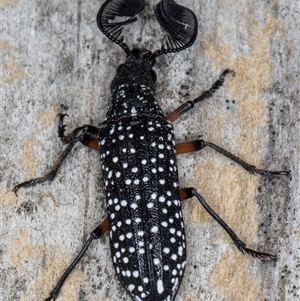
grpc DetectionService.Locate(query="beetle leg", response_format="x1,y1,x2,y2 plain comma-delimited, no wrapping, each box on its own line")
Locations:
176,139,291,179
166,69,235,122
44,217,108,301
13,124,101,196
179,188,277,261
58,113,100,150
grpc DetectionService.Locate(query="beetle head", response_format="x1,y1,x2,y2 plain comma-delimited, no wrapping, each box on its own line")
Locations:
110,48,157,90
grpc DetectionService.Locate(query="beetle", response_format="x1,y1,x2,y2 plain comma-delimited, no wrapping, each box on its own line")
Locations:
13,0,291,300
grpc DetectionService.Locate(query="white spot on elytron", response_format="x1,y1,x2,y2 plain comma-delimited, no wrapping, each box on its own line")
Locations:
123,257,129,263
140,136,144,140
125,179,131,185
161,221,168,227
163,265,169,271
122,148,127,153
143,277,149,284
116,171,121,177
126,232,133,239
151,158,156,163
178,246,183,256
141,159,147,165
110,213,115,219
135,195,141,200
119,235,125,241
159,196,165,202
177,231,182,236
134,179,140,185
117,221,122,227
148,127,154,131
167,191,171,196
133,270,139,277
119,135,124,140
123,162,128,168
153,258,160,265
151,193,157,199
143,176,149,182
172,269,177,276
151,226,158,233
170,159,174,164
159,179,165,185
170,228,175,234
151,168,157,173
135,217,141,223
112,225,116,231
129,133,133,138
132,167,138,173
139,248,145,254
138,286,143,292
116,251,121,258
171,254,177,260
163,247,170,254
131,203,138,209
121,200,127,207
158,153,164,158
138,231,144,236
114,242,119,248
128,284,135,291
115,204,120,211
151,142,156,147
129,247,135,253
158,167,164,172
130,148,136,153
147,202,154,208
170,237,176,243
126,270,131,277
169,218,174,223
125,219,131,224
157,279,164,294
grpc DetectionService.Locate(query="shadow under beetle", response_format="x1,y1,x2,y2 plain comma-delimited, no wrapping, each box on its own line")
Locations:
14,0,291,300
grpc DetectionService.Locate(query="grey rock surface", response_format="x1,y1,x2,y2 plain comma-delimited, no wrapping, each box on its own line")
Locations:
1,0,299,300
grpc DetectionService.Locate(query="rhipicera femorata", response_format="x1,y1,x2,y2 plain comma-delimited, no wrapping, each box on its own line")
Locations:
14,0,291,300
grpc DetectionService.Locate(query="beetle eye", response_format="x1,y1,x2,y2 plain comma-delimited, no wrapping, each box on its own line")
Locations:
117,64,125,72
151,70,157,82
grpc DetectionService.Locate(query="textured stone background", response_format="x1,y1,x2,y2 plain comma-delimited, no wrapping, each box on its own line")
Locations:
1,0,299,300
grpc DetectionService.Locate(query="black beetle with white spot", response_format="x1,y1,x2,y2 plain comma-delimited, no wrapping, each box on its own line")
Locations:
13,0,291,300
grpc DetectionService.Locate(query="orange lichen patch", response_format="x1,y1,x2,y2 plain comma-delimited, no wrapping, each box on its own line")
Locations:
38,106,58,131
8,228,44,272
9,228,84,301
0,0,19,7
209,250,261,301
18,137,41,177
183,295,198,301
29,256,84,301
0,187,18,206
